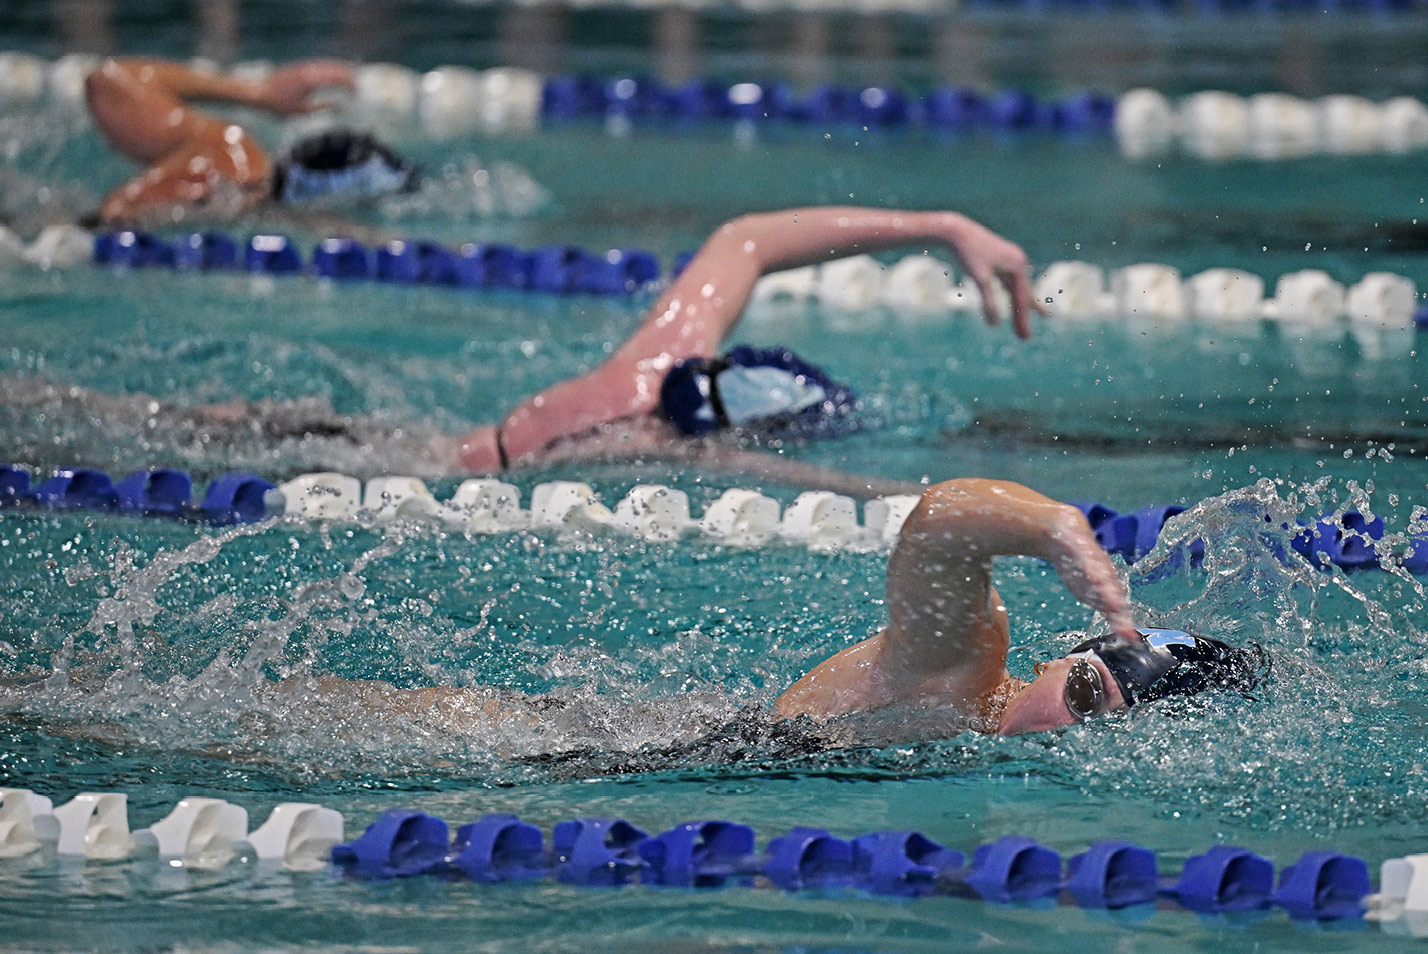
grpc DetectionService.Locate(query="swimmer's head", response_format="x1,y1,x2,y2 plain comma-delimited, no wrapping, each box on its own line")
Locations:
272,129,418,205
659,346,857,439
997,628,1265,735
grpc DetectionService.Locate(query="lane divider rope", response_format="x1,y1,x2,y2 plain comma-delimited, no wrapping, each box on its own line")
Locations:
2,463,1424,573
2,224,1422,349
5,52,1426,159
0,786,1420,929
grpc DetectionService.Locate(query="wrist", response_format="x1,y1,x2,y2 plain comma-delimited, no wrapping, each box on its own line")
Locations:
457,425,505,472
938,211,974,245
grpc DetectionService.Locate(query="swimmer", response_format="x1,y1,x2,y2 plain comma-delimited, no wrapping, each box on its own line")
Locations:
84,58,415,225
3,207,1040,495
1,479,1262,745
266,478,1259,739
449,206,1046,495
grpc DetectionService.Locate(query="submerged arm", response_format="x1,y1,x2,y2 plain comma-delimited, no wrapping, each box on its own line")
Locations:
775,478,1135,719
459,207,1042,470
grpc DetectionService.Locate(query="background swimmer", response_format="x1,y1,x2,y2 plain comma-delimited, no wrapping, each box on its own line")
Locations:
84,57,414,224
452,206,1046,491
2,205,1043,497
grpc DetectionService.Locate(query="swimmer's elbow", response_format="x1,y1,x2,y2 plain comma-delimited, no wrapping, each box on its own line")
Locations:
772,689,820,721
773,679,858,722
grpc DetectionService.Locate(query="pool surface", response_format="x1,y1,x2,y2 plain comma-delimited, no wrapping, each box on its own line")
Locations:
2,3,1427,952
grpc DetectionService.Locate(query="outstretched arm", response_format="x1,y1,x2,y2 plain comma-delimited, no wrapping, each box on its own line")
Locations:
774,478,1135,719
86,58,353,164
459,207,1043,470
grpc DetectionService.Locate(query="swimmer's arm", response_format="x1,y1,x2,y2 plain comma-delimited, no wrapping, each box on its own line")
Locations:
92,58,353,114
96,147,266,223
775,478,1135,719
468,208,1041,469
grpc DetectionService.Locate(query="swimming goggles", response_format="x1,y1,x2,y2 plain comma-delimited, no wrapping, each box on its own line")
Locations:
1062,656,1107,721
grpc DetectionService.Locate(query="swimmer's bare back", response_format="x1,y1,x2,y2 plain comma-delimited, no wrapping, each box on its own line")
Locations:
456,207,1046,473
85,58,354,224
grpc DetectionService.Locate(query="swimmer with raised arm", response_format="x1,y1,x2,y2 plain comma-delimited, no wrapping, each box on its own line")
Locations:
263,477,1261,738
85,58,414,224
449,206,1045,494
0,478,1261,742
3,205,1047,495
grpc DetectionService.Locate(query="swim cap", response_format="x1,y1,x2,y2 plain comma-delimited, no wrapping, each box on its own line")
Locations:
659,346,857,438
272,130,418,205
1067,628,1263,706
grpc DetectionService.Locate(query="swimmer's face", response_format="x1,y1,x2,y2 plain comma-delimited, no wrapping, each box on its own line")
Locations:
996,654,1128,736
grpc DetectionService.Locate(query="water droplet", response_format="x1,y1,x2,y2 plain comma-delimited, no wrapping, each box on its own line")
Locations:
338,574,366,600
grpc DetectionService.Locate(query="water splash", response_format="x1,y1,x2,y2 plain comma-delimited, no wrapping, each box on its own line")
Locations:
0,475,1424,816
379,158,550,222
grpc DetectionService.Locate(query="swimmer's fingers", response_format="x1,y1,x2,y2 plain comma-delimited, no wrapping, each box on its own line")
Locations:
952,225,1039,338
1005,265,1047,341
261,60,355,114
968,269,1002,331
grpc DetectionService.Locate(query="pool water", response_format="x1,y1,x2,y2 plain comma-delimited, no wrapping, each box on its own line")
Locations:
2,6,1428,953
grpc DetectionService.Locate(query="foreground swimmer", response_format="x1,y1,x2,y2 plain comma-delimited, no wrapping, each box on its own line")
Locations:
0,479,1261,742
452,206,1045,487
85,58,415,224
281,478,1260,738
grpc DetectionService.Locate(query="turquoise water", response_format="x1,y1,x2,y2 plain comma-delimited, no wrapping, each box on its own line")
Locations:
3,8,1428,952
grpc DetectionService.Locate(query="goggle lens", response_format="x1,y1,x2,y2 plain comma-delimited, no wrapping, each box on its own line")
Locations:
1063,657,1106,721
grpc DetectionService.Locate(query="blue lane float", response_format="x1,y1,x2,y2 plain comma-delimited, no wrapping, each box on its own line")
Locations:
32,468,120,511
199,472,276,525
852,830,964,897
1272,851,1371,920
1064,840,1159,909
552,818,650,886
244,234,303,274
638,820,756,888
963,835,1063,902
174,232,238,270
452,814,546,883
114,468,192,518
1168,844,1275,913
321,809,1374,923
764,826,856,890
92,230,665,296
540,74,1118,136
331,809,451,879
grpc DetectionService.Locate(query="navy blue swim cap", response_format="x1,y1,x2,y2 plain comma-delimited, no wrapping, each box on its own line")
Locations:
1068,628,1264,707
660,357,723,436
659,346,857,439
273,130,417,205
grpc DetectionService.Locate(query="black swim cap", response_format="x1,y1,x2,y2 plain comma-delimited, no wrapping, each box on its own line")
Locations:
1068,628,1264,707
272,129,418,204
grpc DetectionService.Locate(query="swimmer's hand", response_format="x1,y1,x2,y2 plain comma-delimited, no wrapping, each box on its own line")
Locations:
945,214,1047,340
259,60,355,115
1044,506,1139,644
